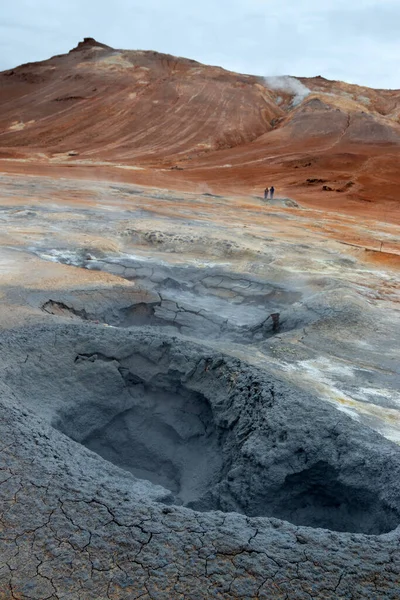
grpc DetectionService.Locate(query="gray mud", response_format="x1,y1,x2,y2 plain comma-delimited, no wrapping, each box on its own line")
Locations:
1,175,400,599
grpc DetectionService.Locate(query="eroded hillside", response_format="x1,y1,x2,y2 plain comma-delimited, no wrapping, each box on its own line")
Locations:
1,37,400,220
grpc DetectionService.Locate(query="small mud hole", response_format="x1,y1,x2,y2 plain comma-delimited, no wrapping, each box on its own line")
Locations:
250,461,399,534
42,300,87,320
41,298,163,328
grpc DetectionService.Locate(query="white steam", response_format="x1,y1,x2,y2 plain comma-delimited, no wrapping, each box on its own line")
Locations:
264,76,311,107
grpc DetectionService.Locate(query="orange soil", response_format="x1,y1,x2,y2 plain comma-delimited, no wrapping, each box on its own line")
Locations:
1,38,400,223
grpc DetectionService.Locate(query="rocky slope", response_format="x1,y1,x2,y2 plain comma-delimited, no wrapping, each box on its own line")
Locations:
0,38,400,219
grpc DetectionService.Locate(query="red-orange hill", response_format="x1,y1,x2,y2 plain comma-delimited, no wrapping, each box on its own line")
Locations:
1,37,400,220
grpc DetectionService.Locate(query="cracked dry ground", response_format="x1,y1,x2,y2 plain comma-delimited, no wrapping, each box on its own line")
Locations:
0,173,400,599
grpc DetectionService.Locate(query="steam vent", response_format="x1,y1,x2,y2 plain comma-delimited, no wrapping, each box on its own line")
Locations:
0,38,400,599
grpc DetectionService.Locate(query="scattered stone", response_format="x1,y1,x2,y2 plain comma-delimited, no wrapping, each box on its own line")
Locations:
306,178,327,184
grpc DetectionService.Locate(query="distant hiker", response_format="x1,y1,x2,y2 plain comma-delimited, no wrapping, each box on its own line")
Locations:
264,187,269,200
270,186,275,200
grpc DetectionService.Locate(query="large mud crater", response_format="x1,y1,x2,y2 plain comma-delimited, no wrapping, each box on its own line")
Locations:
67,359,223,507
4,326,400,535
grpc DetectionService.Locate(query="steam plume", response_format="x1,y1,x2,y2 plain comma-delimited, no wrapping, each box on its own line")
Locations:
264,76,311,106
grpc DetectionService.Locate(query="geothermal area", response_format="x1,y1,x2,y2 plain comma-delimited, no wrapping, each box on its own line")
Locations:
0,38,400,599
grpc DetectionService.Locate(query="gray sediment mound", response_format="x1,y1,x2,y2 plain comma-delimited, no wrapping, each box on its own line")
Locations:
1,325,400,598
2,324,400,535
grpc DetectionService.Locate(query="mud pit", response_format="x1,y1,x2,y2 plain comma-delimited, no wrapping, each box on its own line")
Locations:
60,362,223,507
4,325,400,535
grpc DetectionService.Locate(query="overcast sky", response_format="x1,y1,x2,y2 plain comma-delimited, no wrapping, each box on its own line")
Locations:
0,0,399,89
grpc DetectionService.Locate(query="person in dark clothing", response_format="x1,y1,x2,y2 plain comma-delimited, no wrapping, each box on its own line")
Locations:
264,187,269,200
270,186,275,199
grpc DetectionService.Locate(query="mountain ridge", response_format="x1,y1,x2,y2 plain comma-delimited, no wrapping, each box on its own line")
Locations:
1,38,399,220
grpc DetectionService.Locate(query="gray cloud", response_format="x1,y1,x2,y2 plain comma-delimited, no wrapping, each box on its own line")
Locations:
326,2,400,42
0,0,399,89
